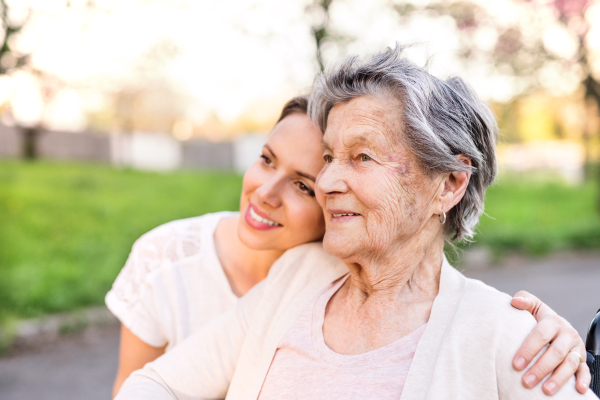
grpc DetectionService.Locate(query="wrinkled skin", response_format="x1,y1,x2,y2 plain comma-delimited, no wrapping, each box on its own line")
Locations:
318,95,444,268
317,95,463,354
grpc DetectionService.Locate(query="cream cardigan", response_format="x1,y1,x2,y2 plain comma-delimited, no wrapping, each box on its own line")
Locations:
116,243,595,400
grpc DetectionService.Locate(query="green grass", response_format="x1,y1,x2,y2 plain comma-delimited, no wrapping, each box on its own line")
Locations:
0,160,598,322
0,160,242,321
471,175,600,256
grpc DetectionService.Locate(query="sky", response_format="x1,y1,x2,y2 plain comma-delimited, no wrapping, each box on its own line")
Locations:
3,0,599,133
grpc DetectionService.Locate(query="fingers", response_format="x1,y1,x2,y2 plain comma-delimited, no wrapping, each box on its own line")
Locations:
512,291,560,372
538,347,587,395
518,318,584,394
510,295,532,311
511,290,554,319
511,290,587,394
575,361,591,394
513,317,559,372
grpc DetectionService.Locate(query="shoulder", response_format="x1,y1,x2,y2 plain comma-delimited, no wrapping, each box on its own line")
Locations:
135,213,222,253
132,212,235,265
454,275,538,372
436,266,536,354
464,277,534,324
269,242,346,276
264,242,348,291
107,212,234,308
459,276,536,337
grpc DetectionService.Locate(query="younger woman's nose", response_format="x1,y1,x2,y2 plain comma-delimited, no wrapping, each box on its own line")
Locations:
255,177,283,208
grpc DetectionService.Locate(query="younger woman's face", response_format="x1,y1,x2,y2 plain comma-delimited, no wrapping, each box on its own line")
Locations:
238,113,326,251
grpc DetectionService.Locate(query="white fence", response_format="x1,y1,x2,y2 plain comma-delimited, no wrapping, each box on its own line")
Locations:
111,133,182,171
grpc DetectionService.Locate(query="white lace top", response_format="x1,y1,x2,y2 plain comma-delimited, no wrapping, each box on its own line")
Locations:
105,212,238,350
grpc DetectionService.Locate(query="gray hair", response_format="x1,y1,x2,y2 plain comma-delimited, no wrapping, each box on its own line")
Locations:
309,44,498,242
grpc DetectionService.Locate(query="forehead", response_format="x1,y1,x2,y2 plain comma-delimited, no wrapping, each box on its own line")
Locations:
267,113,323,173
323,95,404,149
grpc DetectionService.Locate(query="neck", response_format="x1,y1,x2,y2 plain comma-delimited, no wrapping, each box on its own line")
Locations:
214,216,283,296
343,227,445,306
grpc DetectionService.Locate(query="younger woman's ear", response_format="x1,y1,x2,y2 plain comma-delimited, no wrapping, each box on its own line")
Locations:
438,155,471,214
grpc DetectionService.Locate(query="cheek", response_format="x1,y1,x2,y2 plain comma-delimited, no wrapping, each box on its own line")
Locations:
285,197,325,236
359,170,420,234
359,169,406,212
241,162,264,196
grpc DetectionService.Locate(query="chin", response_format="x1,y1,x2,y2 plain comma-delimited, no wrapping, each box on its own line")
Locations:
238,226,266,250
322,234,355,260
238,225,273,251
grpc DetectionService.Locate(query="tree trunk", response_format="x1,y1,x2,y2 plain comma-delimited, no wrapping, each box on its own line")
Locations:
310,0,334,72
22,126,39,160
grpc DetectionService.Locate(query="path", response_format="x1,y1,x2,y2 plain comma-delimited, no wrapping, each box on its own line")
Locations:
0,324,120,400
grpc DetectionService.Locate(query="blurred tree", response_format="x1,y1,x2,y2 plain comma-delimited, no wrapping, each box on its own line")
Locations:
0,0,29,75
0,1,127,159
0,1,93,159
0,0,36,158
305,0,352,71
393,0,600,207
307,0,335,71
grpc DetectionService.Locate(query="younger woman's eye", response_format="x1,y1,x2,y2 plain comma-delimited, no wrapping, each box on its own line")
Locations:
260,154,273,165
297,181,315,197
360,154,372,161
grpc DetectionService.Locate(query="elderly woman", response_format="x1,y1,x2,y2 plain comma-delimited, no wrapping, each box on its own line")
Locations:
116,46,594,399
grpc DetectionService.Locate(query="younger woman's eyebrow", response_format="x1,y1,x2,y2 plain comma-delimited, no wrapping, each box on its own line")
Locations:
264,144,277,159
265,144,315,181
296,171,315,182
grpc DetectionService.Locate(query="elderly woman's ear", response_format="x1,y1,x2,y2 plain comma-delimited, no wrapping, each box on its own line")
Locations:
437,155,472,217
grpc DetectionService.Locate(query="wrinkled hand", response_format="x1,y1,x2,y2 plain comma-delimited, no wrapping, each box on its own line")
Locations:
511,291,589,395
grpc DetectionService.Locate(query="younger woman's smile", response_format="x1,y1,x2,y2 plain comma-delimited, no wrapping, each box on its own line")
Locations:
245,203,282,230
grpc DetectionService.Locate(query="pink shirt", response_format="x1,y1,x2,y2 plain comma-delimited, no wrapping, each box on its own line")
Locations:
258,276,426,399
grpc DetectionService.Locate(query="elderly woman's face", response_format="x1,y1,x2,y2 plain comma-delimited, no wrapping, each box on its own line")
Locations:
317,96,442,262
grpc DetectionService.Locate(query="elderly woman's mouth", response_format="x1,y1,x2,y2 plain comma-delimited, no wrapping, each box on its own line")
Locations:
328,210,361,219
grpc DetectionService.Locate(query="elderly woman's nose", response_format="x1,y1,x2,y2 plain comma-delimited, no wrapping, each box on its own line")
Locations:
255,177,283,207
316,163,348,195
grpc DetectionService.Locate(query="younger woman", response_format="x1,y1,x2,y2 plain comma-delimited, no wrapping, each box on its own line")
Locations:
107,96,590,397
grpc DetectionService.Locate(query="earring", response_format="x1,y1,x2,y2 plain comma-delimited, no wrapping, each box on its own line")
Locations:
439,210,446,224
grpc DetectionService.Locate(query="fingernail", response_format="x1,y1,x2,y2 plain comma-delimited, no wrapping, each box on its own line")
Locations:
514,296,526,300
515,357,526,369
545,381,557,394
524,374,536,387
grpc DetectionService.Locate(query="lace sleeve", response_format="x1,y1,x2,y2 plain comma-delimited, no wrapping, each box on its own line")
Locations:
105,217,205,346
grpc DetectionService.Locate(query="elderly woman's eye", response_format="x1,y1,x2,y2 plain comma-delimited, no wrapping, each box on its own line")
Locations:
324,155,333,163
360,154,372,161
